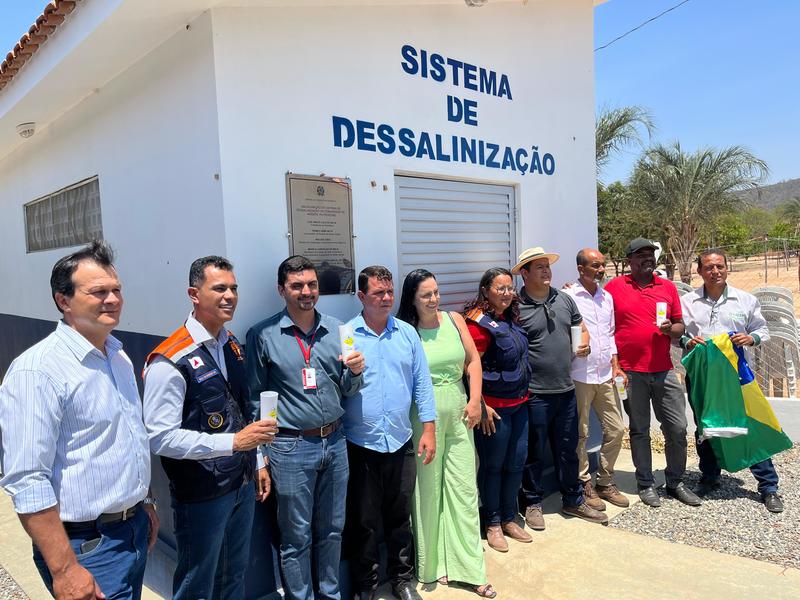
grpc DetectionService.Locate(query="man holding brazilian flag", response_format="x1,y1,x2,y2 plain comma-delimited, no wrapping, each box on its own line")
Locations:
680,248,791,513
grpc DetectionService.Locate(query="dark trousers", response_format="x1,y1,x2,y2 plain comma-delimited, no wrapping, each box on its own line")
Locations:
475,402,529,525
686,376,780,495
345,440,416,593
519,390,583,509
624,370,687,489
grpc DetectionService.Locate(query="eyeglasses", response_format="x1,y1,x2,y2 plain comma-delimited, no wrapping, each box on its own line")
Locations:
490,286,515,295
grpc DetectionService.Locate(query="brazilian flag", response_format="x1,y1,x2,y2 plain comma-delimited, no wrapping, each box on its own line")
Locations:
682,332,793,472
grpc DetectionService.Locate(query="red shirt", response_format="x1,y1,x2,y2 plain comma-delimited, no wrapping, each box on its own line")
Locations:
604,275,682,373
466,319,528,408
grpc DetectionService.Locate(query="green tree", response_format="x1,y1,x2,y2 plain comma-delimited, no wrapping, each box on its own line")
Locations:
777,197,800,236
597,181,662,275
629,143,769,283
709,213,750,258
595,106,655,177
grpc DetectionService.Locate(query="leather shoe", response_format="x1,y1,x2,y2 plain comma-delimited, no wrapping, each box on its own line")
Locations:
666,482,702,506
561,502,609,524
693,478,721,497
392,581,422,600
501,520,532,543
637,485,661,507
762,492,784,513
486,524,509,552
524,504,545,531
595,483,630,508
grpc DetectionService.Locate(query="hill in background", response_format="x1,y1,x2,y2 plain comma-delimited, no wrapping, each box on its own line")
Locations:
737,178,800,210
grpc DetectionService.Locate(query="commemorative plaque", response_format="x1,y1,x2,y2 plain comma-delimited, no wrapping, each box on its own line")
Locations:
286,174,355,295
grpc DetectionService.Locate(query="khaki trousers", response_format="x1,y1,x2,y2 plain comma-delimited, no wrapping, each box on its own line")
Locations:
574,380,625,487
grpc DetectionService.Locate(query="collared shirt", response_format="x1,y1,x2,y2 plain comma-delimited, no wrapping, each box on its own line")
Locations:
605,274,682,373
245,308,363,430
342,314,436,453
681,284,770,362
518,287,583,394
0,321,150,521
565,280,618,384
143,313,239,460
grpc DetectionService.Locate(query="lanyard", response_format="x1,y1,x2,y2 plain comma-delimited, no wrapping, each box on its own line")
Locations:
293,327,317,366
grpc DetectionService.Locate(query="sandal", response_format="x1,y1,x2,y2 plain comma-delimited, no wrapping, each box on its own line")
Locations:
475,584,497,598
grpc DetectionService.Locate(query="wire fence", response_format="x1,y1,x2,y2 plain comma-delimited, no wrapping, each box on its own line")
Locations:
660,244,800,398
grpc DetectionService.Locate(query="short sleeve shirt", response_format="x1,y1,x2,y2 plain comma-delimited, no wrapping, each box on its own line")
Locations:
604,275,682,373
518,287,583,394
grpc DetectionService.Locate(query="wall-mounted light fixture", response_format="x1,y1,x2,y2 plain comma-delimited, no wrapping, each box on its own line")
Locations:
16,122,36,139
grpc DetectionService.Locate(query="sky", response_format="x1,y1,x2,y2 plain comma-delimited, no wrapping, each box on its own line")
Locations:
1,1,797,186
595,0,800,186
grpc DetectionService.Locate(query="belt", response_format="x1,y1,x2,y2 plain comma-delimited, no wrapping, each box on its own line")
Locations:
277,419,341,438
62,501,142,533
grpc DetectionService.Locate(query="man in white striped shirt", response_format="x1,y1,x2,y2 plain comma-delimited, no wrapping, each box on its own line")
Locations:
0,241,158,599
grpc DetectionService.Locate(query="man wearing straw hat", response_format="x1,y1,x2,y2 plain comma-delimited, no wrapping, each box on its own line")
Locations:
513,247,608,529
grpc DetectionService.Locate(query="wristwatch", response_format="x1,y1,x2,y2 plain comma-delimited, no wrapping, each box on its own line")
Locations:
143,497,158,508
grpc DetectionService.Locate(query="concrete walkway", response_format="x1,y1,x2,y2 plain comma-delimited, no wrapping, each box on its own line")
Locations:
4,450,798,600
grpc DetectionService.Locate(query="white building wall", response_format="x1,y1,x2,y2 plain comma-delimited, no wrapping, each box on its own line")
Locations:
0,12,224,336
0,1,597,341
211,0,597,334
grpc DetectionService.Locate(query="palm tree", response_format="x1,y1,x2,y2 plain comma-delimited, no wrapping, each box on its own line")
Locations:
595,106,655,176
629,143,769,283
778,197,800,237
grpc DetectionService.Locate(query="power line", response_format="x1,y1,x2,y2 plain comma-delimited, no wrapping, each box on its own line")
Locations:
595,0,693,52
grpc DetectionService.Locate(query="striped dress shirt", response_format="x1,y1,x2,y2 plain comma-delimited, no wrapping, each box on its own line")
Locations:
0,321,150,521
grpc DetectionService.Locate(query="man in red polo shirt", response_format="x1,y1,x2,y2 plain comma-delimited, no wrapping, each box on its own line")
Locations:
605,238,701,508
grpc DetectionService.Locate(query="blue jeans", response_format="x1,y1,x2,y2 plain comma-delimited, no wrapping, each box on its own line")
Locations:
695,433,780,495
172,480,255,600
33,505,149,599
268,429,349,600
519,391,583,509
475,403,529,525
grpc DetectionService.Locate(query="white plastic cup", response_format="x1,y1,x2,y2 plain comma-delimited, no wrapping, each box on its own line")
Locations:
260,391,278,420
339,323,356,359
656,302,668,326
571,326,582,354
614,376,627,400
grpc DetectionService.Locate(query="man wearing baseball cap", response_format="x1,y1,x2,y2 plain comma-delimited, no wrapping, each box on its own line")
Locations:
604,238,701,508
513,247,608,529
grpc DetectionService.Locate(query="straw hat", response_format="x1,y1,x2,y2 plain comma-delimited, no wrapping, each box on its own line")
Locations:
511,247,560,274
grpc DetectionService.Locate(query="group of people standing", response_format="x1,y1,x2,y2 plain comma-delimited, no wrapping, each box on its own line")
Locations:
0,235,784,600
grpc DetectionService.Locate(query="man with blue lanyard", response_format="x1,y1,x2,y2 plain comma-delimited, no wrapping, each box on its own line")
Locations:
246,255,365,600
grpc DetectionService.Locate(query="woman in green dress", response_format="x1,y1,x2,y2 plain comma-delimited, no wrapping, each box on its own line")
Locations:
397,269,496,598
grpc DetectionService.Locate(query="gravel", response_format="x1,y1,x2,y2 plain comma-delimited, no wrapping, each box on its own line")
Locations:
0,566,28,600
611,444,800,569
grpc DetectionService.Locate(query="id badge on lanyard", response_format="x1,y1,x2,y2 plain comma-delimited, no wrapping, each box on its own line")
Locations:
294,327,317,390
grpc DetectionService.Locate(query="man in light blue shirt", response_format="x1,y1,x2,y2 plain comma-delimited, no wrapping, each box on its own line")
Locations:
0,241,158,600
343,265,435,600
